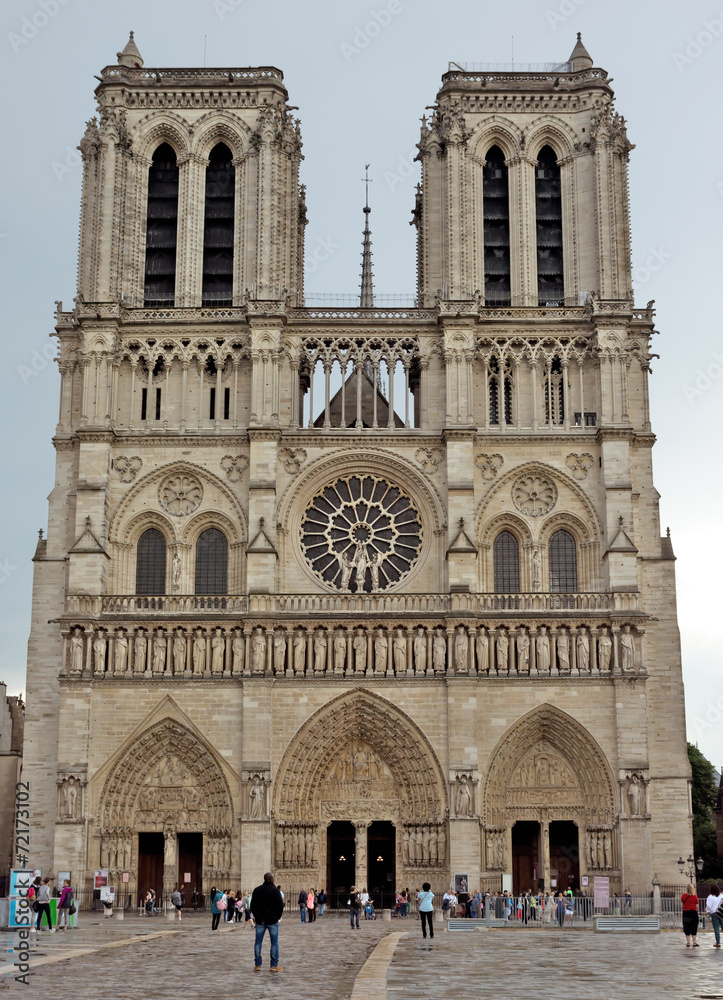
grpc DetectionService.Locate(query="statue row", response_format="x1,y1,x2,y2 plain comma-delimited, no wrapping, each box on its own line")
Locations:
66,621,641,679
275,824,319,868
401,824,446,867
585,829,615,871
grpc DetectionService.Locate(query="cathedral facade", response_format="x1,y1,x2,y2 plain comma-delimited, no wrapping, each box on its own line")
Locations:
24,33,692,900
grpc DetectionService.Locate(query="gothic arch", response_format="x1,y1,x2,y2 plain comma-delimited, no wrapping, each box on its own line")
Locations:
273,689,447,823
483,704,616,828
96,714,235,837
132,112,191,160
526,117,579,161
470,116,523,161
191,111,252,161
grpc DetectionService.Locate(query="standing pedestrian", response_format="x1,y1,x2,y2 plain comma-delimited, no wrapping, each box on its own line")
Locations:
307,887,316,923
171,888,183,922
349,886,361,929
705,883,723,948
682,883,700,947
317,888,326,917
417,882,434,939
56,879,74,930
210,886,224,930
35,878,55,933
298,888,308,923
554,892,566,927
250,872,285,972
192,886,199,910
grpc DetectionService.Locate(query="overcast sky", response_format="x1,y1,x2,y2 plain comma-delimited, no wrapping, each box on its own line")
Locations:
1,0,721,775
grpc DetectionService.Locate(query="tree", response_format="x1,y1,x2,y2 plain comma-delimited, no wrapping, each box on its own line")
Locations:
687,742,719,875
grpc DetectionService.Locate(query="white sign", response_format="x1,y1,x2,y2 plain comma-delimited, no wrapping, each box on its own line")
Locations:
593,876,610,908
581,875,589,887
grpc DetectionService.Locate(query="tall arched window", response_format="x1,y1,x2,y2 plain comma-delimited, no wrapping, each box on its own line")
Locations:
493,530,519,592
483,145,510,307
202,144,235,307
549,529,577,592
144,143,179,307
544,356,565,425
195,528,228,595
535,145,564,306
488,356,513,425
136,528,167,595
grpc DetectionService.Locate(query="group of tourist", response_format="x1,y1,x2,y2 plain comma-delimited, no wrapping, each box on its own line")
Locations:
680,883,723,948
27,876,75,932
297,887,327,921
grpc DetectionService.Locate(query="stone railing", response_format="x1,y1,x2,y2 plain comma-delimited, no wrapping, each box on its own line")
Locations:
61,616,645,681
65,591,638,618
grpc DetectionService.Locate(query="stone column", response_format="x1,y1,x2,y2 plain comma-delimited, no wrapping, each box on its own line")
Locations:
354,821,369,893
541,820,551,891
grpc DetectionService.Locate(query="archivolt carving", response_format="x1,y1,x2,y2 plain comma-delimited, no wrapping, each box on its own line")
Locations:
98,717,233,836
273,689,447,823
132,111,192,160
483,705,616,828
191,110,252,160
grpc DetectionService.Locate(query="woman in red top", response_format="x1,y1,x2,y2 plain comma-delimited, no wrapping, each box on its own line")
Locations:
681,883,700,947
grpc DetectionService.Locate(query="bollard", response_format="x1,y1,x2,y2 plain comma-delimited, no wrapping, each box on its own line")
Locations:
382,908,392,922
115,908,124,921
434,909,444,925
166,903,176,920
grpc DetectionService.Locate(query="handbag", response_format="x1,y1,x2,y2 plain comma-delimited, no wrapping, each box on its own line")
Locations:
69,904,76,915
32,901,39,913
217,895,227,911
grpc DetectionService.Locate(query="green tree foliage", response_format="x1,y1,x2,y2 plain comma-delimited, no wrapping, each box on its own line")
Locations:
687,742,718,869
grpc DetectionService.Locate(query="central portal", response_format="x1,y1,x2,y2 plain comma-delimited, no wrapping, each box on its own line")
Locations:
327,821,356,906
367,821,396,907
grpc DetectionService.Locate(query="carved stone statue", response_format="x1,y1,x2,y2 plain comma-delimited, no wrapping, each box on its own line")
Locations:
334,632,347,674
339,549,354,590
476,631,489,674
93,632,106,673
402,828,410,865
62,777,79,819
557,632,570,673
456,775,473,817
249,776,264,818
433,633,446,674
516,631,530,673
532,546,542,591
576,630,590,673
454,627,468,673
536,627,551,673
114,630,128,674
393,630,406,674
313,632,327,673
193,629,206,673
595,831,603,869
436,826,446,865
598,628,612,672
620,627,634,672
70,630,84,674
172,550,181,592
274,631,286,674
134,630,147,673
173,629,186,674
414,628,427,675
294,631,306,674
603,830,611,868
374,630,388,675
353,631,367,673
153,630,167,673
353,543,369,592
496,631,509,673
275,825,285,866
626,773,643,816
227,631,242,673
252,629,267,674
211,628,224,673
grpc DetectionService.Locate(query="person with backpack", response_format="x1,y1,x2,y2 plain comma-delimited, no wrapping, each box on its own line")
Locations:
210,885,225,930
317,889,326,917
298,888,308,923
417,882,434,939
57,879,75,930
35,878,55,933
349,886,361,929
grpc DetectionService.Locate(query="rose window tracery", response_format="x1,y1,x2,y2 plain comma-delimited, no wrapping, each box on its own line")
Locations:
300,474,422,592
511,474,557,517
158,474,203,516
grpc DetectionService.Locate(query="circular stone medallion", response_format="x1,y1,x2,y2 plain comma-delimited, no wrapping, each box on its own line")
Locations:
300,474,422,593
158,474,204,517
511,473,557,517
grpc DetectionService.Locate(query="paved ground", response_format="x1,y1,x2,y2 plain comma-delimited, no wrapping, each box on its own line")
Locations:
2,911,391,997
388,925,723,1000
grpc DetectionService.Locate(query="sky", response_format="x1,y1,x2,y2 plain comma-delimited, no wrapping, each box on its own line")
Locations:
0,0,721,772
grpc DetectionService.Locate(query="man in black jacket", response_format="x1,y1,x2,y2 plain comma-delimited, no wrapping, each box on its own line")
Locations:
250,873,285,972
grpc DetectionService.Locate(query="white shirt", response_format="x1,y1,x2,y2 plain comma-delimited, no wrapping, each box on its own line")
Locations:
706,892,723,914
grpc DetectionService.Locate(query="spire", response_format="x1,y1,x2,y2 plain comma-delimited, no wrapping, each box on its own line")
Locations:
568,32,592,71
359,164,374,309
117,31,143,69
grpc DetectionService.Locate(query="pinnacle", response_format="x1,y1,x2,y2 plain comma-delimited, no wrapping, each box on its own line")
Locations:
568,32,592,71
117,30,143,69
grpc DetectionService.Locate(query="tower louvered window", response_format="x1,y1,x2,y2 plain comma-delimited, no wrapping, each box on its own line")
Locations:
195,528,228,595
136,528,167,594
493,530,519,593
549,529,577,592
488,356,513,425
144,144,179,307
535,145,564,306
483,146,511,307
544,357,565,425
202,144,235,307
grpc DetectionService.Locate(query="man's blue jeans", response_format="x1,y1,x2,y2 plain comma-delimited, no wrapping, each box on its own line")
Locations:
350,907,360,928
712,912,722,945
299,904,307,922
254,921,279,968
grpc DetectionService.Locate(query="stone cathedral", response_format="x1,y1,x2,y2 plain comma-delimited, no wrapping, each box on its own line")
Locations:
24,33,692,901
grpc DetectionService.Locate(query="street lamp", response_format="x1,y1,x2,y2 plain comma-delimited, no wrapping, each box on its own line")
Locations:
677,855,704,880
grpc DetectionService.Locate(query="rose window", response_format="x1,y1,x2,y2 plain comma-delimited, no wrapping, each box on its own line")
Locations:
511,474,557,517
158,474,203,516
300,475,423,592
